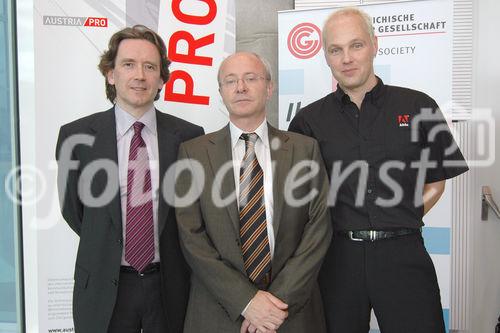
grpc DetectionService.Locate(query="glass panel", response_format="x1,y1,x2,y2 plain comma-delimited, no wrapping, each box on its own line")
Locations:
0,0,23,331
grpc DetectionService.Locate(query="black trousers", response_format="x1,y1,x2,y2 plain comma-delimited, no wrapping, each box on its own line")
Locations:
319,233,446,333
108,270,167,333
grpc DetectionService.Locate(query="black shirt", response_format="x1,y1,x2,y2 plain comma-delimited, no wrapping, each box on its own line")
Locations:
288,78,468,231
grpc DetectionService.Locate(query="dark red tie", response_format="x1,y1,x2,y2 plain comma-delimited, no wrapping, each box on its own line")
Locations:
125,122,154,273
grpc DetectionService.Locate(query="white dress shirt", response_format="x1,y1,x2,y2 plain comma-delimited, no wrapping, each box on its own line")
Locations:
229,120,275,258
115,104,160,266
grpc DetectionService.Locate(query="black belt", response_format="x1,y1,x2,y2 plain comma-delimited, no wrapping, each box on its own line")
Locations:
335,228,421,242
120,262,160,275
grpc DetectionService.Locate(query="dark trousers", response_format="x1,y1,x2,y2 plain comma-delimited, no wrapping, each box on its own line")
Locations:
108,270,167,333
319,233,446,333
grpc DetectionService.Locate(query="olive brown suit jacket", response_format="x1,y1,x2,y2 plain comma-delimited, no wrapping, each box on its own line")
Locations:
175,124,332,333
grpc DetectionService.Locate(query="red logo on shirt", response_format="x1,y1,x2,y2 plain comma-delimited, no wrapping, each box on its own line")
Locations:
398,114,410,127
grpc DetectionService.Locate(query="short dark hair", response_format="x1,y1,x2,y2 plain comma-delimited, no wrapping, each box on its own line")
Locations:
98,25,170,103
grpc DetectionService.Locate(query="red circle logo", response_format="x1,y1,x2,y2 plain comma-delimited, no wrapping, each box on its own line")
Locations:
287,23,322,59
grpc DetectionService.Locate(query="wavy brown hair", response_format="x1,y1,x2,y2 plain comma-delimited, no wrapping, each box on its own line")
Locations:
98,25,171,103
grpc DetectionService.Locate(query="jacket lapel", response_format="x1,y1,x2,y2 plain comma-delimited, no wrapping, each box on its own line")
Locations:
268,125,292,248
89,108,122,235
156,111,181,235
206,125,240,236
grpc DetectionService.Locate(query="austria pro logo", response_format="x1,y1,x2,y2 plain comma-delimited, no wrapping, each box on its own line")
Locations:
43,16,108,27
287,23,322,59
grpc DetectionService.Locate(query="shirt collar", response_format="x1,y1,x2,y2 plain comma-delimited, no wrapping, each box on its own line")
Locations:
333,76,386,108
333,84,349,105
365,76,385,103
114,104,157,138
229,119,269,150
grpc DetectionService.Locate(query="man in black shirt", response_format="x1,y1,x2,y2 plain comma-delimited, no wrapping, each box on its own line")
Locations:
288,7,468,333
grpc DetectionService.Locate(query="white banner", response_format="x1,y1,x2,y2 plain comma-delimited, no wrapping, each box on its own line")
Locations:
157,0,233,132
22,1,233,332
279,0,453,129
278,1,453,331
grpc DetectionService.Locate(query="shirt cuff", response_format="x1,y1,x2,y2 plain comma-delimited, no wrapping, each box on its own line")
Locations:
241,299,253,316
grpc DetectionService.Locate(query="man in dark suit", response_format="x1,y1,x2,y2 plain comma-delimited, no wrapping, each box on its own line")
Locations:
175,52,332,333
55,25,203,333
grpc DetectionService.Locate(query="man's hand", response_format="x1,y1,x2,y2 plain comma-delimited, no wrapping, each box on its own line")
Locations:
241,318,277,333
240,319,252,333
242,291,288,333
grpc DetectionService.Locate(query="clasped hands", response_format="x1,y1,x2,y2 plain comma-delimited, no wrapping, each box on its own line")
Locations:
241,290,288,333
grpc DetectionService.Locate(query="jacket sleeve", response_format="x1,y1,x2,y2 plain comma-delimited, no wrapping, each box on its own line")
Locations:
55,125,83,236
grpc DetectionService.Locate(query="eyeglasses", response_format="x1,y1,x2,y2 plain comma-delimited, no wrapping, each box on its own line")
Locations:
220,74,268,90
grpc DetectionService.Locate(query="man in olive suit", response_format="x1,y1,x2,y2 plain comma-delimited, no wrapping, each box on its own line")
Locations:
175,52,332,333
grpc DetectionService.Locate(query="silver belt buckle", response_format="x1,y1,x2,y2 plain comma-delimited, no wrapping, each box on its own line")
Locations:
348,231,364,242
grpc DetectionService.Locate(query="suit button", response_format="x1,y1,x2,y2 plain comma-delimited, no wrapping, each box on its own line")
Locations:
112,279,118,286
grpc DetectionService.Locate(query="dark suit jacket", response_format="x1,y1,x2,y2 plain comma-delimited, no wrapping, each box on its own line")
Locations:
175,124,332,332
55,107,204,333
